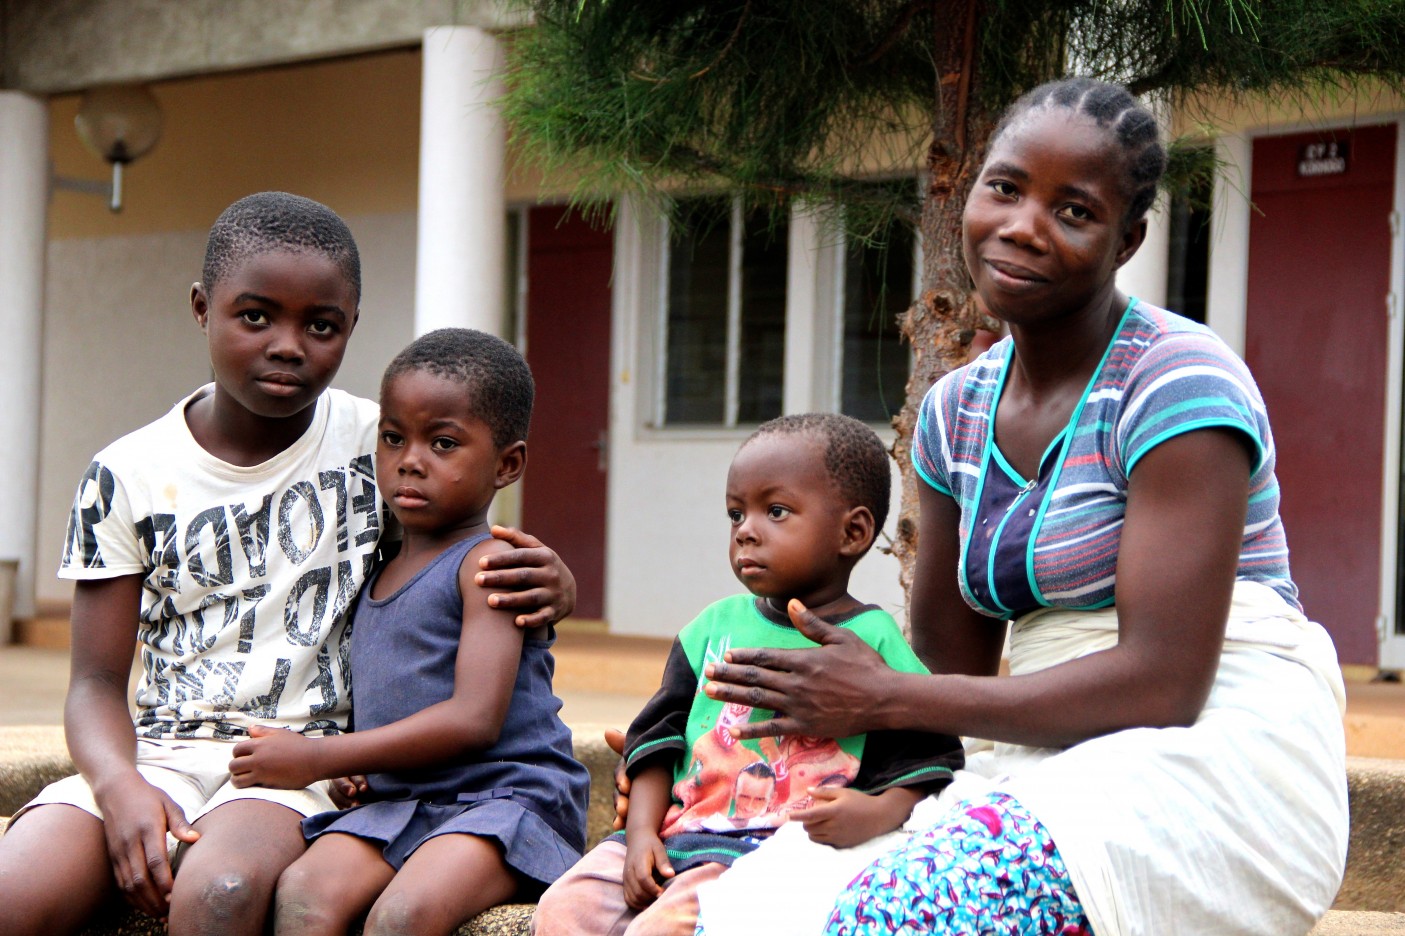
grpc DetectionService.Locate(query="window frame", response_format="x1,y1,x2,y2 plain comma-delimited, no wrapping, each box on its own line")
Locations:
827,202,922,423
653,196,787,430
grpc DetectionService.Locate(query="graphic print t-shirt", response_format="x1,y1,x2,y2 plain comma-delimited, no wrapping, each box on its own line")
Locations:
59,385,384,739
624,596,961,841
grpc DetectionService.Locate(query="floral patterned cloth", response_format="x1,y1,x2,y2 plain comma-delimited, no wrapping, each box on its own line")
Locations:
823,792,1091,935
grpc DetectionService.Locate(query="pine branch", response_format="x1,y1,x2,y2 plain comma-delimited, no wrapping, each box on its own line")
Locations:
855,0,937,67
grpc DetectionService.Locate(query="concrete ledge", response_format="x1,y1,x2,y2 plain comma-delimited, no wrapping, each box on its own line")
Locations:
1312,912,1405,935
0,725,616,936
2,727,1402,934
1334,757,1405,912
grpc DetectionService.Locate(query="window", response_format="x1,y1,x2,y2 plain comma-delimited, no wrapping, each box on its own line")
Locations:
839,218,915,422
662,198,788,426
1167,171,1212,324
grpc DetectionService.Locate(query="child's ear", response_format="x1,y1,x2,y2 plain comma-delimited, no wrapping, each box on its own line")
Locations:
190,282,209,330
838,506,876,558
495,441,527,489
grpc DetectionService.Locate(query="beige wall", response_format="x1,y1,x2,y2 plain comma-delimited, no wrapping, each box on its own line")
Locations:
49,50,422,237
48,46,557,239
1173,82,1405,138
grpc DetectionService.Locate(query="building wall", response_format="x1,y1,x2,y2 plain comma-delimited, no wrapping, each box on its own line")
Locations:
1187,84,1405,669
601,202,908,637
2,0,522,94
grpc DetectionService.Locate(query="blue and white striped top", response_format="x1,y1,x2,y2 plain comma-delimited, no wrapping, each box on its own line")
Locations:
912,298,1298,619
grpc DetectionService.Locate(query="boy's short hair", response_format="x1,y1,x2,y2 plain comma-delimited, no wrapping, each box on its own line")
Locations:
381,328,534,449
746,413,891,534
202,192,361,301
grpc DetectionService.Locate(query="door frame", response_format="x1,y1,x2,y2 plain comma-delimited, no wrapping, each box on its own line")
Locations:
510,200,616,621
1209,112,1405,670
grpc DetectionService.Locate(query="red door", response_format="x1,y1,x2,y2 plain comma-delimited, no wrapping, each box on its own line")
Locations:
1245,124,1395,665
522,206,614,620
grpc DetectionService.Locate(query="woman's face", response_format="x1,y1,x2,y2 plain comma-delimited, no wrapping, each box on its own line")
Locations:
962,108,1144,329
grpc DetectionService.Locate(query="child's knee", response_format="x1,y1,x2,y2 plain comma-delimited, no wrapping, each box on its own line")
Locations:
364,889,439,936
533,870,631,935
277,858,333,902
274,866,346,936
530,881,572,934
173,856,284,925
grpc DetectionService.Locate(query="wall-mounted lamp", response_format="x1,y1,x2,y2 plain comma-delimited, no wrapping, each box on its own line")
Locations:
54,84,163,213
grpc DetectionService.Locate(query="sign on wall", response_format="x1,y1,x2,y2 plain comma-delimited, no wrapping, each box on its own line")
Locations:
1297,140,1350,177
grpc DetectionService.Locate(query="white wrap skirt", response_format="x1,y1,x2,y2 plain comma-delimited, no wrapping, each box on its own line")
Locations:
699,581,1349,935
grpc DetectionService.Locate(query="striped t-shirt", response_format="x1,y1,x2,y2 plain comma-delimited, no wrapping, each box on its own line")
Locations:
912,299,1298,619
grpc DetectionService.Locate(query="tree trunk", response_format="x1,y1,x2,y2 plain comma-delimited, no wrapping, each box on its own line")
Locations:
888,0,995,605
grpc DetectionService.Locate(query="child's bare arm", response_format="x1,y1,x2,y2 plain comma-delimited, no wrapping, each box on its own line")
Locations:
622,763,675,910
229,539,527,787
789,785,928,848
66,576,199,917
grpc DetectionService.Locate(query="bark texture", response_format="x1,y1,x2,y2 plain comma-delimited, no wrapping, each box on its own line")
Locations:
888,0,996,604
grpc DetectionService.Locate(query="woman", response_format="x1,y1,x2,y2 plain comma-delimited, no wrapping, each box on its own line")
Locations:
699,77,1348,935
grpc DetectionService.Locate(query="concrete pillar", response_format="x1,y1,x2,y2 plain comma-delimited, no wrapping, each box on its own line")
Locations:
1206,133,1253,356
782,205,825,414
415,25,507,337
0,92,49,631
1118,195,1171,309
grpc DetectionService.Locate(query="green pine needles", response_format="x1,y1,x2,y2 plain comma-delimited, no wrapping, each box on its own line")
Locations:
503,0,1405,228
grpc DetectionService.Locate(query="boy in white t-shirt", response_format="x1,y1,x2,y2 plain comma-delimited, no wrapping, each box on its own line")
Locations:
0,193,576,936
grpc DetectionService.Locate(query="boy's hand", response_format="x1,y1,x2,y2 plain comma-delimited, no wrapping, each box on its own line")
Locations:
329,775,368,809
790,786,917,848
94,773,200,918
605,727,631,830
478,525,577,627
228,725,320,790
623,833,675,910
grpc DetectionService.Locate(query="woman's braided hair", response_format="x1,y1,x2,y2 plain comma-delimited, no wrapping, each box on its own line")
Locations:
992,77,1167,226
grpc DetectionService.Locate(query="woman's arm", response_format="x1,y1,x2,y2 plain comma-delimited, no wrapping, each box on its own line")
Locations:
887,427,1249,745
707,428,1250,749
229,540,528,786
908,483,1006,676
66,576,200,917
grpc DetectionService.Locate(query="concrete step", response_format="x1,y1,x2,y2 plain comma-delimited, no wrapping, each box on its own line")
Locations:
2,727,1403,935
1312,911,1405,934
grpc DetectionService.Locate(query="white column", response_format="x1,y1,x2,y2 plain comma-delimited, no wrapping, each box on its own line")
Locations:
415,26,507,337
0,92,48,633
1205,133,1253,356
1117,196,1171,308
781,205,825,413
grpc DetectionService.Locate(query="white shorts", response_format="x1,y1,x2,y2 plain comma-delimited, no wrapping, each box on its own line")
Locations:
9,737,335,865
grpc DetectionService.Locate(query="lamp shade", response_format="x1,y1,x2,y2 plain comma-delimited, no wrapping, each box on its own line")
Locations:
74,85,163,165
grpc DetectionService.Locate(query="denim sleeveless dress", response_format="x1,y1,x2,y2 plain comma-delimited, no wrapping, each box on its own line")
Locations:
301,532,590,889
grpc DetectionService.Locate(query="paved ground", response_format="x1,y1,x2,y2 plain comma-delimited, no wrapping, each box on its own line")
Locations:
3,629,1402,758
